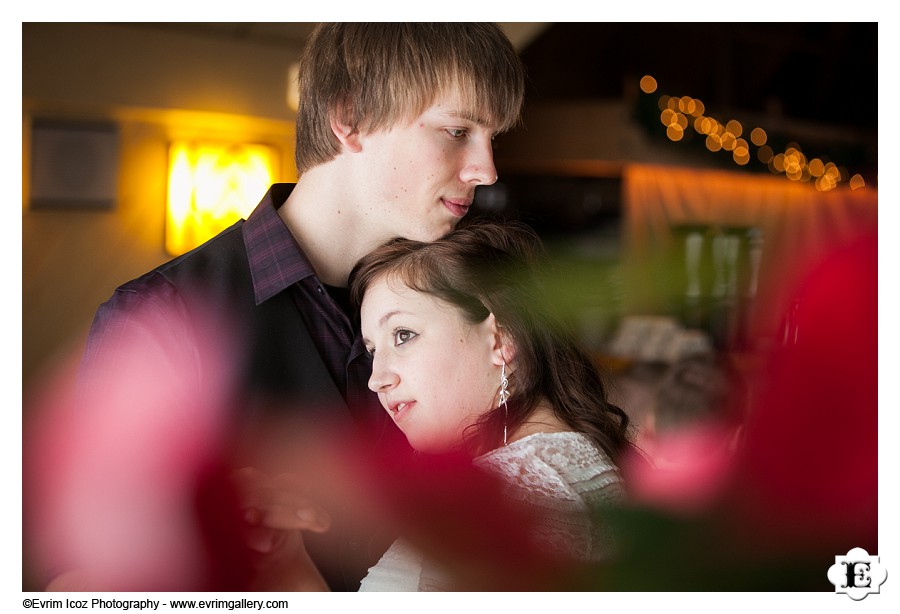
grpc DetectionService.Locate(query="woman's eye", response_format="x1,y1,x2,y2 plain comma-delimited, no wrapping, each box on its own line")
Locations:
393,329,418,346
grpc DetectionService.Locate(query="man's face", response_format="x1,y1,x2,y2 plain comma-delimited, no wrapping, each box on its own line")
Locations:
353,87,500,244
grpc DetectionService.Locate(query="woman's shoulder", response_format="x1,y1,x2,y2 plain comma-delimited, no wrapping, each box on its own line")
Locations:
474,431,624,506
478,431,617,470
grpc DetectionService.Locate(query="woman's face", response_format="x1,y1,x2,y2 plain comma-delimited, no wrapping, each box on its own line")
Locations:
361,276,502,453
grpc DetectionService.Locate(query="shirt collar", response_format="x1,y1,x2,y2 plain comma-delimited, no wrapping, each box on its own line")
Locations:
243,183,317,305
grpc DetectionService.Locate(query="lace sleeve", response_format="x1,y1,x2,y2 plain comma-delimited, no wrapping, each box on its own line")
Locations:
357,539,423,591
474,432,625,562
360,433,624,591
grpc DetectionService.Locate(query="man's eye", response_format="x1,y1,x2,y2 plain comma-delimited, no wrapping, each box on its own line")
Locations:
394,329,418,346
446,128,467,139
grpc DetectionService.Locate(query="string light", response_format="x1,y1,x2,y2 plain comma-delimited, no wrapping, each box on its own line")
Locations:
641,75,868,191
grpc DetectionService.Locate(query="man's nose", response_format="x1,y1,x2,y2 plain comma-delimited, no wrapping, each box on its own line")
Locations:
460,137,498,186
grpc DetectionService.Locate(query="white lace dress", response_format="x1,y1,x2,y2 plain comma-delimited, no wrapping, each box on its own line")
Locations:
358,431,624,591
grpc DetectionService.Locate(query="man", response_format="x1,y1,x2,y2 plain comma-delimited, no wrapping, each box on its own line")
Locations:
72,23,526,591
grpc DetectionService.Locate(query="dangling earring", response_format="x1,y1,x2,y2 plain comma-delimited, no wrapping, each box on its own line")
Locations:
499,361,510,446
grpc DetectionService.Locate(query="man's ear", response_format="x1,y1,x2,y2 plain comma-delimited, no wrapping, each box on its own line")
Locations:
329,112,363,154
486,313,517,367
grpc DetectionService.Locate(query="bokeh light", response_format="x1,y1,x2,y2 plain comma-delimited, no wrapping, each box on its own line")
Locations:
640,75,658,94
757,145,774,164
667,124,685,141
750,127,767,146
645,81,866,189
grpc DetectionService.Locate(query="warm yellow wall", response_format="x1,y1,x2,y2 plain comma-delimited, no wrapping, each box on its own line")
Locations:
22,23,304,121
22,23,303,387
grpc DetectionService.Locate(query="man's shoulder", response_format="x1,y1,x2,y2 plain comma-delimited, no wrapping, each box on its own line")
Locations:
105,220,250,313
155,221,248,278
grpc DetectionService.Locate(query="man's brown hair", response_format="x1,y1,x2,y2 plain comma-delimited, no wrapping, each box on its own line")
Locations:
294,23,526,172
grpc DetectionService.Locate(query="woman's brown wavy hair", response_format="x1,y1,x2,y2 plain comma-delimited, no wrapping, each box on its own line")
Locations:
349,221,634,462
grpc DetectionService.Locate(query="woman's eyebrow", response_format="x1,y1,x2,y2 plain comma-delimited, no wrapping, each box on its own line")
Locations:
378,309,410,328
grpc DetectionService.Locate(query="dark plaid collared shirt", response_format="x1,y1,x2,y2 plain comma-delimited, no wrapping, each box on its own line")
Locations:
76,184,401,591
81,184,376,421
242,184,374,414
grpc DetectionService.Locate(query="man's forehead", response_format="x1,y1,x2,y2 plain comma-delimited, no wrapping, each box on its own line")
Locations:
425,83,500,128
439,107,494,128
424,102,497,131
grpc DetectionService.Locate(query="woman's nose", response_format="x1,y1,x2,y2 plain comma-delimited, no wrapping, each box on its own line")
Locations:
368,356,399,393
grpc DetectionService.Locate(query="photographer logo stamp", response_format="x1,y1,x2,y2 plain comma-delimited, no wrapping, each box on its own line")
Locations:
827,547,887,600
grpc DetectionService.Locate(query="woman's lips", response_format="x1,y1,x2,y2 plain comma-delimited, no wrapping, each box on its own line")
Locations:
442,198,471,218
388,401,416,421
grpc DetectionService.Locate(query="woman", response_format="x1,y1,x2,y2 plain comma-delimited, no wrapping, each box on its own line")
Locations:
348,221,635,590
240,221,635,591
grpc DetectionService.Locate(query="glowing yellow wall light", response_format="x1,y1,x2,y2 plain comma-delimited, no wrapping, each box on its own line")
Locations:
166,141,278,256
